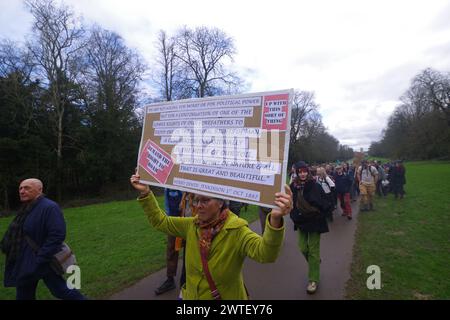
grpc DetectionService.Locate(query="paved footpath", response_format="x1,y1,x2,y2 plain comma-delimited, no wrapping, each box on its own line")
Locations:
110,200,360,300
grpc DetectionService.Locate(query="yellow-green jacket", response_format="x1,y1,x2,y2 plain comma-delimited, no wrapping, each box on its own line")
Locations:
138,192,285,300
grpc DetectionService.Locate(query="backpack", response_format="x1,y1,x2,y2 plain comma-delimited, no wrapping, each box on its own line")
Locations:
359,165,376,182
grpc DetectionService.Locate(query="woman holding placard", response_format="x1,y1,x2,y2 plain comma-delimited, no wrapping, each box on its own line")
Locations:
130,172,292,300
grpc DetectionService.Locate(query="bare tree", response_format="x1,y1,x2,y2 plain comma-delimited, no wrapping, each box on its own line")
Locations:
0,40,34,81
290,90,320,145
412,68,450,126
81,26,145,184
0,40,38,133
25,0,86,201
288,90,323,166
369,68,450,160
175,26,240,98
152,30,191,101
84,26,145,111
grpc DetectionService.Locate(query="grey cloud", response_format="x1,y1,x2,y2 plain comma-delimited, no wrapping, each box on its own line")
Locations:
331,125,383,149
238,67,259,78
343,63,423,102
294,51,348,69
430,2,450,31
324,102,394,149
424,41,450,70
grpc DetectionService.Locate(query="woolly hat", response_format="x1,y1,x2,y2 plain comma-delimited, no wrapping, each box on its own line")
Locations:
294,161,309,171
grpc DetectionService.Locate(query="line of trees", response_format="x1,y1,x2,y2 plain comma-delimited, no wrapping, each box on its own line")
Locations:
1,0,352,211
289,90,354,167
369,68,450,160
0,0,145,210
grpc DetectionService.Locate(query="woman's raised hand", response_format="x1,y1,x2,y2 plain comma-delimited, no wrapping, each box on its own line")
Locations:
268,185,293,228
130,171,150,194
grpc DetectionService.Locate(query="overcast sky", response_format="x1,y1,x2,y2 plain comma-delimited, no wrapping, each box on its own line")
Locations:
1,0,450,150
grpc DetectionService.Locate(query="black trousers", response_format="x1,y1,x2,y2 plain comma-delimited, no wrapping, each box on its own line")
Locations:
16,270,86,300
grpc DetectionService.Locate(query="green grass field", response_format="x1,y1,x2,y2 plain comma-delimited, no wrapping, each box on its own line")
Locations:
0,196,259,299
346,161,450,299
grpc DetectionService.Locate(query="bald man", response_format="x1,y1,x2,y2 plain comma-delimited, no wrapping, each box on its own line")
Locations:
1,179,86,300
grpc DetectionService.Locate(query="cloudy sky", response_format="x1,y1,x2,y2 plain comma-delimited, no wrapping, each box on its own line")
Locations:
1,0,450,150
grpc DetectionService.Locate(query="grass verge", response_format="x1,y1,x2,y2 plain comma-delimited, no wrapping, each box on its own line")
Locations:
346,161,450,299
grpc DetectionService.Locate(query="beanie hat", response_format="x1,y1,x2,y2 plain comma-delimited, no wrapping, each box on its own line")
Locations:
294,161,309,171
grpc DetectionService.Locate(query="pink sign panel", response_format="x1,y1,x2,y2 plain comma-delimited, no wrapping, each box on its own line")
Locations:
139,139,174,184
261,94,289,130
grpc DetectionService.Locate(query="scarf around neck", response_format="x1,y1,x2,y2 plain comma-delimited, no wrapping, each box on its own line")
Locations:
195,208,229,257
0,195,44,263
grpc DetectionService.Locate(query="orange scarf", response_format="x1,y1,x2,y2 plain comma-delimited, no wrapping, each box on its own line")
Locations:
195,209,229,255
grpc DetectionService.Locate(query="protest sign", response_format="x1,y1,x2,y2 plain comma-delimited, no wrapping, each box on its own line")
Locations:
353,152,365,167
137,89,293,208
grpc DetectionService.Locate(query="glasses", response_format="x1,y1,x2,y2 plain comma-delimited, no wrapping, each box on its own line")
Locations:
192,198,213,207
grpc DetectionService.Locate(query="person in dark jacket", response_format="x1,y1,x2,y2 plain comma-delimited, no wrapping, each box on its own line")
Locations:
289,161,329,294
347,164,357,202
0,178,86,300
391,161,406,199
333,165,353,220
258,206,273,234
316,167,335,222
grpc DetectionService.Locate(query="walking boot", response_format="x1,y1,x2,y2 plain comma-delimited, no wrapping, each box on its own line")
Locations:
360,204,368,212
155,277,176,295
369,203,374,211
306,281,318,294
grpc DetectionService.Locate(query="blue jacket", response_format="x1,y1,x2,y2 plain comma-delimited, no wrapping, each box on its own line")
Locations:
164,188,183,217
334,173,352,194
4,197,66,287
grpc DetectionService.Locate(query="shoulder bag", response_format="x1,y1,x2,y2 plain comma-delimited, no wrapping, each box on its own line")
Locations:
25,236,77,275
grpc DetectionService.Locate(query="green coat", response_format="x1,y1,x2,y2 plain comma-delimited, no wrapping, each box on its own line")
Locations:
139,192,285,300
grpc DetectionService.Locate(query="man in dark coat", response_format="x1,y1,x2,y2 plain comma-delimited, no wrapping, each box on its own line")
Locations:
289,161,329,294
1,178,86,300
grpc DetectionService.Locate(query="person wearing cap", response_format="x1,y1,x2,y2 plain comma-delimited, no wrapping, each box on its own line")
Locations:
289,161,330,294
130,172,293,300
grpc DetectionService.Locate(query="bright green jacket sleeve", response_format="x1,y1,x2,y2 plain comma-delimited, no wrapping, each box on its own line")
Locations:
137,192,192,239
238,213,285,263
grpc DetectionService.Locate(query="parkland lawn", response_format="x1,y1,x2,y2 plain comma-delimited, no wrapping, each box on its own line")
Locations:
346,161,450,299
0,196,258,299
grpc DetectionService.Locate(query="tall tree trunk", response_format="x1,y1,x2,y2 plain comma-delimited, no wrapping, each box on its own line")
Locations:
56,109,63,203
